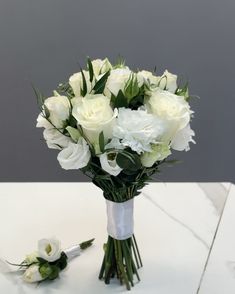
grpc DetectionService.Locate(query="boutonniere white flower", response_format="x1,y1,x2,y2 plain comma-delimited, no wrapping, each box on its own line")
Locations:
4,237,94,284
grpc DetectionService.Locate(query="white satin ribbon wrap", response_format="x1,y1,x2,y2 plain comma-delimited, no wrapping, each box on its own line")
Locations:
64,245,81,261
106,198,134,240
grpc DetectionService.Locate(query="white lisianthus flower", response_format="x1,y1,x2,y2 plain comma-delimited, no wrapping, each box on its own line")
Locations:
43,96,70,129
23,265,43,283
69,71,93,97
43,128,72,150
25,251,39,265
141,143,171,167
38,238,61,262
113,108,166,154
36,113,53,129
72,94,117,152
92,58,112,78
146,89,192,141
57,139,91,170
158,70,178,93
171,123,195,151
105,68,132,97
100,152,122,176
137,70,160,88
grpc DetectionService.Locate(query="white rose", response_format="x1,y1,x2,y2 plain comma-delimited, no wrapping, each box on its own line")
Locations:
171,123,195,151
92,58,112,78
141,143,171,167
137,70,160,87
36,113,53,129
38,238,61,262
158,70,178,93
57,139,91,170
105,68,132,97
146,89,192,141
23,265,43,283
100,152,122,176
69,71,93,96
113,108,166,154
43,96,70,129
43,128,72,150
25,251,39,265
72,94,117,152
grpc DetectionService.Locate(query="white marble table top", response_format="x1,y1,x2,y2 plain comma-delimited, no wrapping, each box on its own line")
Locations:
0,182,234,294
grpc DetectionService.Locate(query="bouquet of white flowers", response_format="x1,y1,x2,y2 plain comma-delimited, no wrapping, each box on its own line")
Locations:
36,57,195,290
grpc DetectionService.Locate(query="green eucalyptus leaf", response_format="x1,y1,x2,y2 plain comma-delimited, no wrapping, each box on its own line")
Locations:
116,151,141,171
66,126,81,142
99,131,105,153
112,90,128,108
80,69,87,96
93,70,110,94
87,57,94,83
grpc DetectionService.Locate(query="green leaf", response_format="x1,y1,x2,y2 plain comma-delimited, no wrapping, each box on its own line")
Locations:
48,265,60,280
116,151,141,171
80,68,87,96
56,252,68,270
99,131,105,153
92,70,110,94
39,263,52,279
129,95,144,110
124,73,139,101
112,90,128,108
87,57,94,83
44,104,50,119
37,257,48,264
32,85,45,111
66,126,81,142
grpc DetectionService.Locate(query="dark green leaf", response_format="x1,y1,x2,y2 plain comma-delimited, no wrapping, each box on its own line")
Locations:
80,68,87,96
93,70,110,94
37,257,48,264
39,263,52,279
99,131,105,153
56,252,68,270
112,90,128,108
116,151,141,171
87,57,94,83
48,265,60,280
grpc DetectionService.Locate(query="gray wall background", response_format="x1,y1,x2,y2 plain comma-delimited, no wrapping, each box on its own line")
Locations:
0,0,234,182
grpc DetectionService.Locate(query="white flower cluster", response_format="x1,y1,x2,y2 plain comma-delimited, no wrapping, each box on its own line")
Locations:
36,58,195,176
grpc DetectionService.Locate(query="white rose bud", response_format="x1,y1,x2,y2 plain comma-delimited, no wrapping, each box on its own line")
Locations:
146,89,192,141
105,68,132,97
141,144,171,167
57,139,91,170
43,128,72,150
72,94,117,153
69,71,93,97
38,238,61,262
159,70,178,93
137,70,160,88
25,251,39,265
171,123,195,151
43,96,70,129
100,152,122,176
23,265,43,283
92,58,112,78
